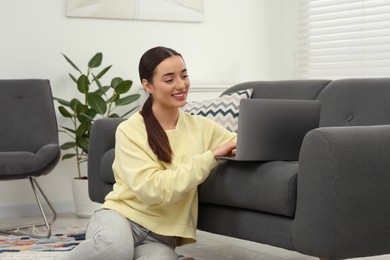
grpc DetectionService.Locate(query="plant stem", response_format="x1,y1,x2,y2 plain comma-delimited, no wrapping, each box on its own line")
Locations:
73,112,82,179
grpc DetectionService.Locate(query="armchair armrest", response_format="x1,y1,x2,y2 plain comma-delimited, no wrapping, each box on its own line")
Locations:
294,125,390,259
88,118,125,203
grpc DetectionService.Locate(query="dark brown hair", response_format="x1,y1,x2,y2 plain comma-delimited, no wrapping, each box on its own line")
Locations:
139,46,182,163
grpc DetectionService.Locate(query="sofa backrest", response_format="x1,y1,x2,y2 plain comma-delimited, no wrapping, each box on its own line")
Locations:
222,78,390,128
221,80,330,100
317,78,390,127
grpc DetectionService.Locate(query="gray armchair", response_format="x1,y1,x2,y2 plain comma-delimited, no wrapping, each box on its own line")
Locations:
0,79,60,238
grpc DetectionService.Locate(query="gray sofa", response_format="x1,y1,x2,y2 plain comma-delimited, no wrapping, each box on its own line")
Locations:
88,78,390,260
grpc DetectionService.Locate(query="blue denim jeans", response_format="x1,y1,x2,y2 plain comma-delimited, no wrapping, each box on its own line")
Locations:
60,209,178,260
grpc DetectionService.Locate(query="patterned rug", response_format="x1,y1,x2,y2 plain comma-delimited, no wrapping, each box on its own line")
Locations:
0,231,85,254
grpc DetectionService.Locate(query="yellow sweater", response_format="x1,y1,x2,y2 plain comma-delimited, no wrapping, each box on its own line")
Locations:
103,111,236,245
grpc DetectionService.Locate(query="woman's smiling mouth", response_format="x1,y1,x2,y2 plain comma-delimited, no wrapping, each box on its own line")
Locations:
172,92,187,101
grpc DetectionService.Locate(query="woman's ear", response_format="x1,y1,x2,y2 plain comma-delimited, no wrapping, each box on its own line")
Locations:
142,79,153,94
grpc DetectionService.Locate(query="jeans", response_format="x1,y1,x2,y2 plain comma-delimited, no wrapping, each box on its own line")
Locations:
60,209,179,260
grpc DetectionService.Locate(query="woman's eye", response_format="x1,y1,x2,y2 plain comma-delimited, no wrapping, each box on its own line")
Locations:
182,75,189,79
164,79,173,83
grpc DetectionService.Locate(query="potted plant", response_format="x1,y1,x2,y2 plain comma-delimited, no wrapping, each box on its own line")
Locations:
54,52,140,217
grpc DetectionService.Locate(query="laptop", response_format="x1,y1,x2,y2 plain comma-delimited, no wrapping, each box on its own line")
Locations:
218,98,321,161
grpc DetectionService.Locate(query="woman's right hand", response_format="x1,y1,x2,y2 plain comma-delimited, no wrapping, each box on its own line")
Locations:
212,141,236,157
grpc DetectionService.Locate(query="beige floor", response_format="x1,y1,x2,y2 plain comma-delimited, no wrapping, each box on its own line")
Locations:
0,213,389,260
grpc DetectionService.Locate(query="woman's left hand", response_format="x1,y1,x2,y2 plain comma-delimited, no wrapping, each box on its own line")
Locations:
211,141,236,157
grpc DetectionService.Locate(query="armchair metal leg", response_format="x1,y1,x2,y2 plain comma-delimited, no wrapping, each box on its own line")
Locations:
0,177,57,238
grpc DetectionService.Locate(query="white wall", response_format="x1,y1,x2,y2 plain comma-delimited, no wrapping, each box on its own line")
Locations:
0,0,298,217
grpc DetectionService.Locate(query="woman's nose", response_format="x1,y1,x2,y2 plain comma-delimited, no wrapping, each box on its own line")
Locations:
176,78,186,89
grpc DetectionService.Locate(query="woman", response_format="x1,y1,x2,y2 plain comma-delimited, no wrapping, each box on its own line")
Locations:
62,46,236,260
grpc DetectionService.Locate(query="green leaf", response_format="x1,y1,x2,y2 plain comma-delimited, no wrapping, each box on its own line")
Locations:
88,53,103,68
94,86,110,96
62,53,82,73
70,98,84,113
77,75,89,94
110,77,123,89
69,73,78,84
58,106,72,118
76,122,89,139
62,153,77,160
115,80,132,94
77,136,89,153
95,65,112,79
61,142,76,150
116,93,141,106
121,106,139,118
108,113,120,118
87,92,107,115
79,109,97,123
53,97,71,107
91,74,106,97
60,126,76,134
107,93,119,103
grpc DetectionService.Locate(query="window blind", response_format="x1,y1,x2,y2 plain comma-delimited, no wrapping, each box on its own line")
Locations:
297,0,390,79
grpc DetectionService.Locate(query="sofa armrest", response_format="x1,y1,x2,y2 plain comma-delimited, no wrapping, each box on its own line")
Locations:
294,125,390,259
88,118,125,203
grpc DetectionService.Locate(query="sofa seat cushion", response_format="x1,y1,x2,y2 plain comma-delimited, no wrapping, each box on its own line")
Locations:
199,160,298,217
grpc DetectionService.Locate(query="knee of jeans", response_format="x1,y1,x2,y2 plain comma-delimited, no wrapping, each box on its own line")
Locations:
93,230,134,259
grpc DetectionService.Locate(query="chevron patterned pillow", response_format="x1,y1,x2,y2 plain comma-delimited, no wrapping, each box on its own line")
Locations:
182,88,253,132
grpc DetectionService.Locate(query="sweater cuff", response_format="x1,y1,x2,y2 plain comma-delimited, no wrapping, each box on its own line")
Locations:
205,150,218,169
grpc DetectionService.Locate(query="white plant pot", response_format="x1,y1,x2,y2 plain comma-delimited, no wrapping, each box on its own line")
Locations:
71,178,101,218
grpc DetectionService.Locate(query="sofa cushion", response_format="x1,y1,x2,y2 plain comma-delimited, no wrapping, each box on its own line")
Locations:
199,160,298,217
182,88,253,132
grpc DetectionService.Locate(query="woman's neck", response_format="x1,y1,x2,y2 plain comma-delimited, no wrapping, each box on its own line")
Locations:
152,105,180,130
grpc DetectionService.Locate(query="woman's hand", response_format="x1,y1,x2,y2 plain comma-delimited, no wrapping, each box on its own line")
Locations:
212,140,236,157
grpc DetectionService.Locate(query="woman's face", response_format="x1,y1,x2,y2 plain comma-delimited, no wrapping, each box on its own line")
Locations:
143,55,190,110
